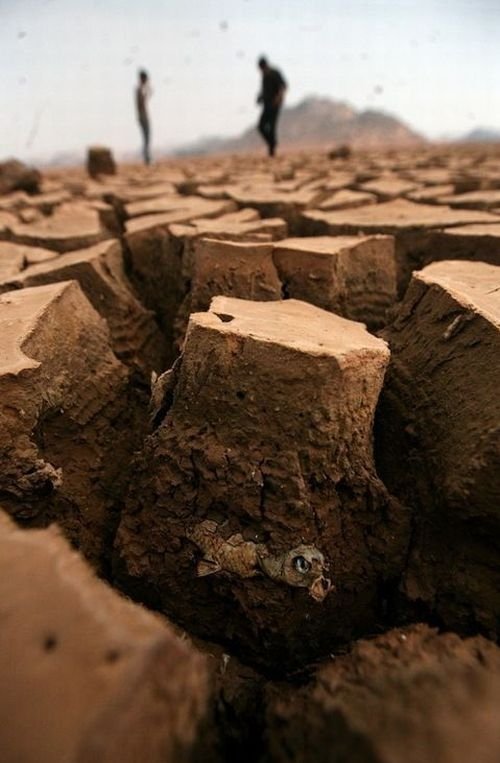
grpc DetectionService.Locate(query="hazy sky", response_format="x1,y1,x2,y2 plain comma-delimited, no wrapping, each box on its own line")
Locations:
1,0,500,161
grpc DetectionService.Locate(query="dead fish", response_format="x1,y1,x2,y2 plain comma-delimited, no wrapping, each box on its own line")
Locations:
186,520,260,578
186,520,333,602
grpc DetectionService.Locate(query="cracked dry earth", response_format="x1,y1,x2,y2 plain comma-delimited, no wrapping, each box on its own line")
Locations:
0,145,499,763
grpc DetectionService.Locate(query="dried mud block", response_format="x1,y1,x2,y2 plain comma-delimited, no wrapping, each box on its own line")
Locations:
0,190,31,208
170,208,288,245
451,170,500,194
407,183,456,204
273,235,397,330
0,240,59,268
426,223,500,268
0,239,167,376
20,188,72,213
124,200,236,363
376,260,500,634
7,203,109,253
109,181,178,206
0,513,209,763
199,650,268,763
0,241,26,279
174,238,282,350
300,199,500,293
328,144,352,160
87,145,117,178
18,207,43,224
125,195,235,221
264,625,500,763
360,175,419,200
405,168,454,186
318,189,377,211
0,158,41,195
323,173,357,192
170,209,287,328
116,298,408,671
439,188,500,210
90,198,122,236
0,210,19,235
125,215,188,364
0,281,143,567
170,210,287,338
0,188,71,218
125,195,200,220
228,185,324,234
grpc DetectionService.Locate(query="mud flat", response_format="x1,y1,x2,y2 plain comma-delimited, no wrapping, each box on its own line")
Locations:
0,145,499,761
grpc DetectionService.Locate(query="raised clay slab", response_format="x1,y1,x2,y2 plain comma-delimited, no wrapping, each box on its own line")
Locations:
0,281,134,567
377,259,500,635
0,512,208,763
0,239,167,375
116,297,408,671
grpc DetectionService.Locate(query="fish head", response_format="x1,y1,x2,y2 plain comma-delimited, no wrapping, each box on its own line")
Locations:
282,545,333,601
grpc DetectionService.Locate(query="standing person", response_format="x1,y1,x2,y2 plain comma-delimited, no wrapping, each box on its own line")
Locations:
136,69,152,165
256,56,287,157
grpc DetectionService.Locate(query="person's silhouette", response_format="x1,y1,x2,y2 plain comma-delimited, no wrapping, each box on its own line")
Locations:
256,56,287,157
136,70,152,165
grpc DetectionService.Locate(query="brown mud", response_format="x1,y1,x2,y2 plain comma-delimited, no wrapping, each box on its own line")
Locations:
0,145,499,761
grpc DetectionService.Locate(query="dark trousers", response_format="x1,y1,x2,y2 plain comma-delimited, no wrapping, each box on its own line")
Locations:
258,103,280,156
139,116,151,164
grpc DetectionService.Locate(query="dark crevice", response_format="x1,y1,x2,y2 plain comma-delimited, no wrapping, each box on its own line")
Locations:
214,313,235,323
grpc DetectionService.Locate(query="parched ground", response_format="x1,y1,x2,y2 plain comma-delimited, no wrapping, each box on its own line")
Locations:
0,144,499,762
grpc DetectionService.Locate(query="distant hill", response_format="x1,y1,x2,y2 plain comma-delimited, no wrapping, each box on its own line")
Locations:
174,96,424,155
460,127,500,143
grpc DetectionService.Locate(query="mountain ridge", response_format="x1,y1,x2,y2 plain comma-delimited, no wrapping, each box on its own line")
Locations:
460,127,500,143
173,95,424,155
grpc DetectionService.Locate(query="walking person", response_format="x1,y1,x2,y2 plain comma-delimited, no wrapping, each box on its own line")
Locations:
136,69,152,164
256,56,287,157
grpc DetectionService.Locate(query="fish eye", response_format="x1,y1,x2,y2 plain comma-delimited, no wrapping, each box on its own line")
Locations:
293,555,311,574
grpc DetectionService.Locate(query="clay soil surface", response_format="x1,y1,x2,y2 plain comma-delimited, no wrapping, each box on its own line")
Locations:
0,145,499,762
